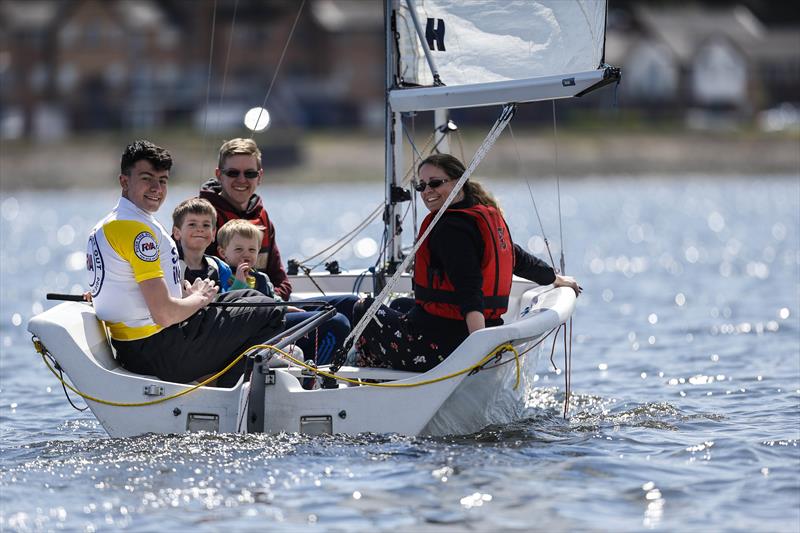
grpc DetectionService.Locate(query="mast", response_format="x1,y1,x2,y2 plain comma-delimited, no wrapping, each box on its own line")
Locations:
434,109,450,153
385,0,406,272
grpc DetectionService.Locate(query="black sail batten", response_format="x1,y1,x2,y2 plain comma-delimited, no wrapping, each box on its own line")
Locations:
574,65,622,98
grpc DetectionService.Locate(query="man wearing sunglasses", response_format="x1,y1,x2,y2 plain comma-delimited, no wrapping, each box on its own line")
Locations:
200,138,292,300
198,138,358,367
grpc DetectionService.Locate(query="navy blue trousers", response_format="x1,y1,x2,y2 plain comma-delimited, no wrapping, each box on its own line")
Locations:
286,294,357,365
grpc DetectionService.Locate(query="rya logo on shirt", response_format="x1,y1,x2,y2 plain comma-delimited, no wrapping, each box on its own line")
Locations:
134,231,159,262
87,233,105,296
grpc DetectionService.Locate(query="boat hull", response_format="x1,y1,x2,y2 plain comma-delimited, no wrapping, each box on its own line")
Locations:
28,273,574,437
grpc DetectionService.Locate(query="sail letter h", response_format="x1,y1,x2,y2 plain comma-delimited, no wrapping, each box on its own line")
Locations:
426,18,445,51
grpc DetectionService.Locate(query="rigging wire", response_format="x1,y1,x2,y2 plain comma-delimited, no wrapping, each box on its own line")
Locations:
565,317,573,418
295,114,439,272
510,103,575,418
36,328,551,417
249,0,307,140
48,352,88,412
399,122,435,184
508,123,556,269
303,204,383,263
552,100,565,275
397,196,413,233
551,99,573,418
454,126,466,164
215,0,239,133
305,205,384,271
402,114,424,160
409,112,419,239
199,0,219,179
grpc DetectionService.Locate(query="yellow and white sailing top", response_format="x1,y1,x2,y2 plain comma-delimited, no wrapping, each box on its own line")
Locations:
87,197,182,341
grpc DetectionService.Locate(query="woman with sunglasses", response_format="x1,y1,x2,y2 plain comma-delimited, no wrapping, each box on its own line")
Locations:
354,153,581,372
199,138,292,300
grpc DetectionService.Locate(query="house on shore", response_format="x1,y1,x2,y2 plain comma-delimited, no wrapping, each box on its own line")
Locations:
606,5,799,129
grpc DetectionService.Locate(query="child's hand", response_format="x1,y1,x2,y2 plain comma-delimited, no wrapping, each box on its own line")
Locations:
184,277,218,306
235,262,250,282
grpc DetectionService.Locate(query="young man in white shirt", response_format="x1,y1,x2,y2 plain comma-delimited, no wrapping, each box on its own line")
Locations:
87,140,284,387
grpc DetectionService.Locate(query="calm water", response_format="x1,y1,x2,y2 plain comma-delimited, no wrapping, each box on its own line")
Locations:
1,176,798,531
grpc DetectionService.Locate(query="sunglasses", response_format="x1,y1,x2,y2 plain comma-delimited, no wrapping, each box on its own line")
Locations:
414,178,450,192
222,168,260,179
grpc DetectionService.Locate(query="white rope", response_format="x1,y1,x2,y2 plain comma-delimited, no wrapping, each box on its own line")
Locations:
343,104,517,347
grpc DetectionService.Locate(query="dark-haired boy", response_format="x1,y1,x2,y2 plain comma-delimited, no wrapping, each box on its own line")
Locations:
172,197,243,292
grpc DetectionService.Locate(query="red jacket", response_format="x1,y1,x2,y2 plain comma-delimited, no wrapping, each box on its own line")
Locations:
199,179,292,300
414,204,513,320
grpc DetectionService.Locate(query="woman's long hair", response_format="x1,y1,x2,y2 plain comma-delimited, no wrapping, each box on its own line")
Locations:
417,153,500,210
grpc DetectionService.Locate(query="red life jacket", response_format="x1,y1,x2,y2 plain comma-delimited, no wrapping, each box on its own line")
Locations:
414,204,514,320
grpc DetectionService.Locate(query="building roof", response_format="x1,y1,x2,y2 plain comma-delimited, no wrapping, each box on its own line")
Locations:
0,0,60,30
635,5,764,63
113,0,167,29
748,28,800,62
2,0,174,34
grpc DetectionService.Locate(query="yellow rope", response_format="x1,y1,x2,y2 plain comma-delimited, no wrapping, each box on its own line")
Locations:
34,336,529,408
35,339,254,407
254,342,521,389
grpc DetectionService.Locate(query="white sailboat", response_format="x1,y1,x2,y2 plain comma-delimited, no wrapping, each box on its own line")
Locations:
28,0,619,438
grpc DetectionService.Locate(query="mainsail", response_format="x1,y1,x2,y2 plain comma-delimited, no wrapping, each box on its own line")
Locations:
390,0,617,111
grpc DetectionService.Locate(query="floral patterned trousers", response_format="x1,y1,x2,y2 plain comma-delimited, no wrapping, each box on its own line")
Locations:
354,301,451,372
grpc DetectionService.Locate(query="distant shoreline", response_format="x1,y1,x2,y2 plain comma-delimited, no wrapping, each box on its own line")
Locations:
1,130,797,190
